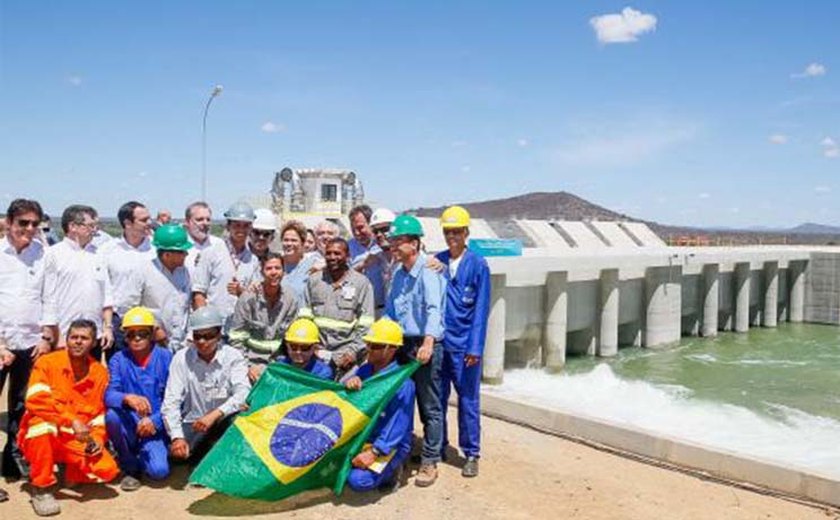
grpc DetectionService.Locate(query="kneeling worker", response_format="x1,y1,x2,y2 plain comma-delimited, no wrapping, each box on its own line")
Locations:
343,318,414,493
276,319,333,379
18,319,120,517
105,307,173,490
162,306,250,463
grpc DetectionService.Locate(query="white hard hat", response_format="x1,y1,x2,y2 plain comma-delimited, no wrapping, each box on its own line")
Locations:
370,208,396,228
252,208,278,231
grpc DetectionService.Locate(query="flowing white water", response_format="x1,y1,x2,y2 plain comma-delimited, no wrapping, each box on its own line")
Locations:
486,364,840,479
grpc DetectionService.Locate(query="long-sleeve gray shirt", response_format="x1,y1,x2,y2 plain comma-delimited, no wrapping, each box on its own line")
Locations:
161,343,250,440
228,286,299,364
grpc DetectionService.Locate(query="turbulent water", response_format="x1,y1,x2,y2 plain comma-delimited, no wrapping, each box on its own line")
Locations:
485,323,840,478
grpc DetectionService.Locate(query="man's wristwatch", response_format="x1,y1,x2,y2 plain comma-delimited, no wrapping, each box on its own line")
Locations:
370,446,384,457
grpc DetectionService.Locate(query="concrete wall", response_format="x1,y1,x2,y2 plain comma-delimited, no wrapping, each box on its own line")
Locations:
479,247,833,383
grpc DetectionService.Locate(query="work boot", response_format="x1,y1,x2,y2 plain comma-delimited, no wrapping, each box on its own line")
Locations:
415,463,438,487
462,456,479,478
119,474,142,492
0,487,8,502
31,489,61,517
377,464,403,493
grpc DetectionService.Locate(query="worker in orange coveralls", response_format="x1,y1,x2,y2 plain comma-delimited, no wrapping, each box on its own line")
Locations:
18,318,120,517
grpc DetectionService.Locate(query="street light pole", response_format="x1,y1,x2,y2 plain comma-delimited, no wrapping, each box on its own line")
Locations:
201,84,223,201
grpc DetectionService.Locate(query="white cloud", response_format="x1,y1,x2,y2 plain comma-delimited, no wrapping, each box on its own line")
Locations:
791,62,827,79
516,138,529,148
260,121,286,133
815,186,831,194
460,165,472,173
137,171,148,178
825,148,839,159
67,75,83,87
590,7,657,44
768,134,788,145
698,192,710,199
820,136,839,158
820,137,836,147
729,207,740,214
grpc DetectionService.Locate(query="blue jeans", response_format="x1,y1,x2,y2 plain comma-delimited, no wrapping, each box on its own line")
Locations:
440,348,481,458
105,409,170,480
400,337,443,465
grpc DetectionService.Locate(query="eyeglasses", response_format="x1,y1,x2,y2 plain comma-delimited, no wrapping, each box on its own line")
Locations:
125,330,152,340
252,230,274,239
287,344,314,353
193,331,219,342
14,219,40,229
73,221,96,229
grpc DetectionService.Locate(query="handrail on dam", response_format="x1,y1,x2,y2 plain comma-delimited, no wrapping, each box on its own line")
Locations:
479,246,817,384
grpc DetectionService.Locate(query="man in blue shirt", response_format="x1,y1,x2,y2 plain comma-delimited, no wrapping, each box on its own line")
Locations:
275,319,334,380
348,205,388,318
385,214,446,487
105,307,173,491
435,206,490,478
344,318,414,493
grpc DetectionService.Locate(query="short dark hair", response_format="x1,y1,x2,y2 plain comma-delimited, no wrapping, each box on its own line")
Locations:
325,237,349,254
61,205,97,233
5,199,44,223
66,318,97,339
117,201,146,229
261,251,284,268
280,220,307,243
348,205,372,223
185,201,211,220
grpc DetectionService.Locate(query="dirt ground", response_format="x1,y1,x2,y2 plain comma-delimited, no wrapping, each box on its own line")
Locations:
2,404,837,520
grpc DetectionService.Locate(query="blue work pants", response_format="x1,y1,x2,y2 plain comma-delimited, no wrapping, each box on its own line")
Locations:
440,348,481,458
105,409,170,480
346,448,409,492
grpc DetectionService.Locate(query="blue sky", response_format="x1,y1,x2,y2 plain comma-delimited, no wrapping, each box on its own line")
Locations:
1,1,838,227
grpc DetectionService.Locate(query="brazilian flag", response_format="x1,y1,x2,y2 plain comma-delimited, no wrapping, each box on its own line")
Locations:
189,361,418,500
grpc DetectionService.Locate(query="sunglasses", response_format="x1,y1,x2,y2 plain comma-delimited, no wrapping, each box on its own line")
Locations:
287,344,314,353
252,230,274,239
367,343,394,351
14,218,40,229
193,331,219,342
371,227,390,235
125,330,152,340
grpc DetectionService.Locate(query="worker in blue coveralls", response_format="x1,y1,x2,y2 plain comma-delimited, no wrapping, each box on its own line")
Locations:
344,318,415,493
435,206,490,478
385,214,446,488
104,307,173,491
276,318,334,380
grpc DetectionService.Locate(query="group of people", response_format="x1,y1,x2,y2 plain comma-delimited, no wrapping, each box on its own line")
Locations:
0,196,490,516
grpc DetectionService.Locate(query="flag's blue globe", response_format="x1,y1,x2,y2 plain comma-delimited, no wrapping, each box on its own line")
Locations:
270,403,343,467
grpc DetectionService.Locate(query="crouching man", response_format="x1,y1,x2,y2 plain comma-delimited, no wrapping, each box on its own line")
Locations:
105,307,173,491
18,319,120,517
276,319,333,379
343,319,414,493
162,306,250,463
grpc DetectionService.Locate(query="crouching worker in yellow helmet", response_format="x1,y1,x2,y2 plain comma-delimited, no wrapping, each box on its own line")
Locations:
274,319,333,380
104,307,173,491
343,319,415,493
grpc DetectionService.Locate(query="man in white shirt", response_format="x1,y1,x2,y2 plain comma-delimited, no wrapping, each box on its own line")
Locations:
42,205,115,361
183,201,224,278
100,201,154,359
192,202,261,331
0,198,53,480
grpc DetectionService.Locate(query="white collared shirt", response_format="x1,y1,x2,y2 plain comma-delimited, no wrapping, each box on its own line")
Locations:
100,235,156,316
42,238,113,338
0,237,45,351
192,238,261,321
124,258,192,351
185,234,224,279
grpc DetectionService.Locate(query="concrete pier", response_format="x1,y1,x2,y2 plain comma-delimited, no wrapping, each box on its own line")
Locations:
763,261,779,327
483,273,506,384
598,269,619,357
544,271,568,370
701,264,719,337
644,265,682,347
790,260,805,322
734,262,751,333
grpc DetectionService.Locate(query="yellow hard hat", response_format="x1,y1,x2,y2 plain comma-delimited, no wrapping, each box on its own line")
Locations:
440,205,470,229
121,307,155,329
284,319,320,344
363,318,404,347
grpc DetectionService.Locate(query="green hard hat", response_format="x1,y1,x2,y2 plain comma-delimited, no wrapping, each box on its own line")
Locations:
389,214,424,238
152,224,193,252
190,306,224,331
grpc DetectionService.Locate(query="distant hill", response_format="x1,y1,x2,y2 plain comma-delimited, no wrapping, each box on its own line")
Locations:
408,191,840,246
411,191,633,221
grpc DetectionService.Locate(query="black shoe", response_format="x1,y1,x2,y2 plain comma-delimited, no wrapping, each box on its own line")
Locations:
462,456,479,478
410,453,421,464
377,464,403,493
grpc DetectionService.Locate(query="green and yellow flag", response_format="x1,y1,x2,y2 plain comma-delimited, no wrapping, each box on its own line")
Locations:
189,361,418,501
